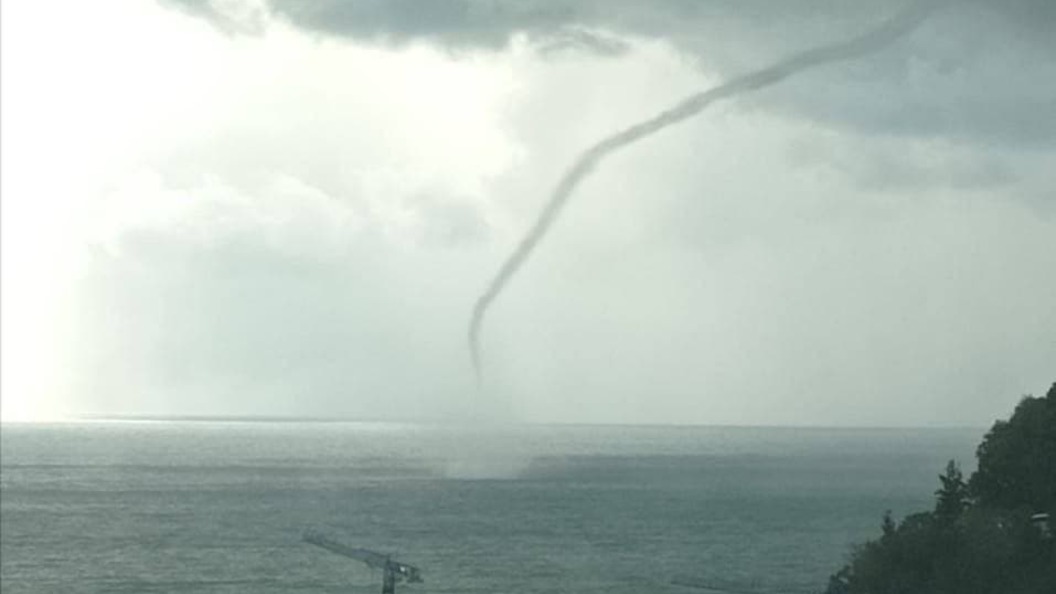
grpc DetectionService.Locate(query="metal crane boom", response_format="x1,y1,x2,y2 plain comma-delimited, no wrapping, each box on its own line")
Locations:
302,529,422,594
304,530,392,570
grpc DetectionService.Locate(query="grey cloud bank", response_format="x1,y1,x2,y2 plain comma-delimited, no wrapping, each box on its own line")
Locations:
166,0,1056,149
168,1,1053,49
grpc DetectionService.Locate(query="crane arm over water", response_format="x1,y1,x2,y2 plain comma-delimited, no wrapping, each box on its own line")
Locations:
303,529,422,594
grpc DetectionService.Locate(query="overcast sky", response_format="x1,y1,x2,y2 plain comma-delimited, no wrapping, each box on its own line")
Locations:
2,0,1053,425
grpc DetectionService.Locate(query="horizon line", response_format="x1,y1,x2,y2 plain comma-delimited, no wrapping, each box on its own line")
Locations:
1,413,988,431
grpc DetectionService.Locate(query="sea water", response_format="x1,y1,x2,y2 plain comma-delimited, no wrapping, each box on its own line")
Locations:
0,422,981,593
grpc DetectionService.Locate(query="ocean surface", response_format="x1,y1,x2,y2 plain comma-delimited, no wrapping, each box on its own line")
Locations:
1,422,982,594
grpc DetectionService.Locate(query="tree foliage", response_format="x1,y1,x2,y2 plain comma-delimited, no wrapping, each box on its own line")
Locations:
935,460,969,525
824,382,1056,594
970,382,1056,512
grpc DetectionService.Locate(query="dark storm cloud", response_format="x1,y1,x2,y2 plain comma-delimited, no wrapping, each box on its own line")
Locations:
164,0,882,48
762,2,1056,149
162,0,1055,54
266,0,580,48
161,0,1056,150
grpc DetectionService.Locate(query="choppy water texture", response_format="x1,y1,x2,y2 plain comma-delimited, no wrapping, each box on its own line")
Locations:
1,422,980,593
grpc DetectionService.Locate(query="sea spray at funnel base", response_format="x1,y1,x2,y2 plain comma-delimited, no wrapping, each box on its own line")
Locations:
468,0,944,384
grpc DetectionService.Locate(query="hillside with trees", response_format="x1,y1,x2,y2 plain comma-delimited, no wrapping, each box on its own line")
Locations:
824,383,1056,594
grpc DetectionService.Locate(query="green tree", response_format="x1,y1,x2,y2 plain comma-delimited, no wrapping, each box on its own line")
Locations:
880,510,896,539
935,460,969,525
969,382,1056,513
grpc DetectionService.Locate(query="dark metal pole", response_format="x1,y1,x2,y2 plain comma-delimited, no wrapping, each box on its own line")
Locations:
382,563,396,594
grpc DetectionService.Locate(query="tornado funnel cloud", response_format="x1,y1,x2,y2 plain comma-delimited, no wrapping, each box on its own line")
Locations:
468,1,943,384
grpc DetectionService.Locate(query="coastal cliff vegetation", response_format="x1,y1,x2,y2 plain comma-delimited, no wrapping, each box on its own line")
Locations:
824,382,1056,594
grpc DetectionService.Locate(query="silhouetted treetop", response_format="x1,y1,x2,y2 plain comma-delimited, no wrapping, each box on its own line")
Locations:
969,382,1056,512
